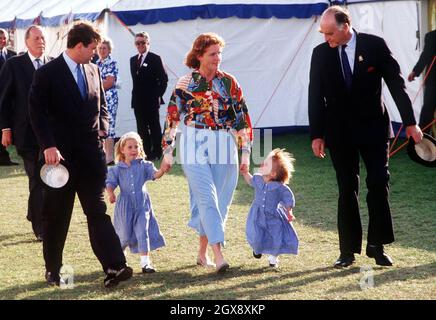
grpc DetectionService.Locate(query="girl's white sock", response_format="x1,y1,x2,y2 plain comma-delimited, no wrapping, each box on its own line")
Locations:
268,255,279,265
140,255,151,268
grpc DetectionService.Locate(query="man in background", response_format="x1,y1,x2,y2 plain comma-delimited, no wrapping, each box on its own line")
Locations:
0,28,18,166
408,29,436,135
130,32,168,160
0,25,50,241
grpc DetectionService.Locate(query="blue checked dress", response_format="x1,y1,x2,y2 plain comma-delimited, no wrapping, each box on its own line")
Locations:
106,159,165,253
246,174,299,256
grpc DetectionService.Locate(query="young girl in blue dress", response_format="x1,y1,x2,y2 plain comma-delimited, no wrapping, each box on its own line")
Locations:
240,148,299,268
106,132,169,273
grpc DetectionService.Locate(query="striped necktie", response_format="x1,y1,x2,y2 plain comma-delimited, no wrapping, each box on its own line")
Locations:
35,58,42,69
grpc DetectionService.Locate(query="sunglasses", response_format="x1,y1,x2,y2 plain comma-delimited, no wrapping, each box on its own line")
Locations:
135,41,147,46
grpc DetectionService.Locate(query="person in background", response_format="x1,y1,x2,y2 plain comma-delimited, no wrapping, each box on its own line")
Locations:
130,32,168,161
0,25,51,241
408,29,436,135
97,38,119,165
0,27,18,166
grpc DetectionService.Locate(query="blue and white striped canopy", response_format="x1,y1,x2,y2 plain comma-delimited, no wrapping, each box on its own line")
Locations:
0,0,331,29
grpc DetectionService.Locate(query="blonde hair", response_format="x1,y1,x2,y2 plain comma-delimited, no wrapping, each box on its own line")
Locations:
185,32,225,69
100,37,113,52
114,132,146,162
269,148,295,184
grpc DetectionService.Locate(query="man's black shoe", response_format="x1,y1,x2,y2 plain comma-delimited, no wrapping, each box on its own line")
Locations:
0,159,19,166
366,245,393,266
104,266,133,288
142,265,156,274
253,251,262,259
334,253,355,268
45,271,60,286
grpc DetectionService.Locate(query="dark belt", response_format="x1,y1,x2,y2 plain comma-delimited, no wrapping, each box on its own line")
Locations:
193,124,230,131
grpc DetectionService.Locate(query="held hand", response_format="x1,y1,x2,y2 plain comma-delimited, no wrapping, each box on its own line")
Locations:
162,153,174,172
43,147,64,165
240,163,249,174
240,152,250,173
407,71,416,82
311,138,326,158
1,130,12,147
240,165,249,174
160,160,171,173
406,125,423,144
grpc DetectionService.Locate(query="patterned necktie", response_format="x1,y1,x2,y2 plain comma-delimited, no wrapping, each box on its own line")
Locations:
35,58,42,69
341,44,353,90
136,54,143,68
76,64,87,100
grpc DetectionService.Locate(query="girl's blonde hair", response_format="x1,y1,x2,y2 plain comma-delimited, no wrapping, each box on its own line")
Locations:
269,148,295,184
185,32,225,69
114,131,146,162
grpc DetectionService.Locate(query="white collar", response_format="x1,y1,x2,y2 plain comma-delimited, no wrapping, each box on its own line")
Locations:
28,51,43,63
341,29,356,50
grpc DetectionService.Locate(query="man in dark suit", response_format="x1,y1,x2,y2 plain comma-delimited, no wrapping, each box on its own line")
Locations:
130,31,168,160
408,29,436,134
0,25,50,241
29,21,132,287
0,28,18,166
308,6,423,268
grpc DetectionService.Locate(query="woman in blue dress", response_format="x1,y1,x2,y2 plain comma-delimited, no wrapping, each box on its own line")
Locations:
241,148,299,268
97,38,119,165
106,132,170,273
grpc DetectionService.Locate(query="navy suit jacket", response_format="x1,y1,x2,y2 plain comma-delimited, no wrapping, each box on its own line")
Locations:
308,31,416,147
0,49,16,71
29,54,108,173
0,53,51,150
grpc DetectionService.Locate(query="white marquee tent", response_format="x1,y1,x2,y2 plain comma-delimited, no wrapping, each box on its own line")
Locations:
0,0,428,136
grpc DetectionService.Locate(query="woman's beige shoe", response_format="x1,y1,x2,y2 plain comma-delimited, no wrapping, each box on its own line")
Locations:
216,261,229,274
196,257,216,268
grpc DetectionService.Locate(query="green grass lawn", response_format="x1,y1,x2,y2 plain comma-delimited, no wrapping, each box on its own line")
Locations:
0,134,435,300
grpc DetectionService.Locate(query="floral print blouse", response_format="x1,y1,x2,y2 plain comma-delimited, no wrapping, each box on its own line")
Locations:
162,69,253,153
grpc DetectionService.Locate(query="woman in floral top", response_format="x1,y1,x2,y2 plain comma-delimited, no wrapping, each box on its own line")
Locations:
162,33,253,274
97,38,119,165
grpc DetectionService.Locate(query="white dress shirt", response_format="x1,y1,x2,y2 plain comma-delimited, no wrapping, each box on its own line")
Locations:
338,29,356,74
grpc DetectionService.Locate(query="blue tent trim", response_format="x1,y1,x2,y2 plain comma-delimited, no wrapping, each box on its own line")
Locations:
12,12,101,29
0,3,328,28
113,3,329,26
0,21,12,28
